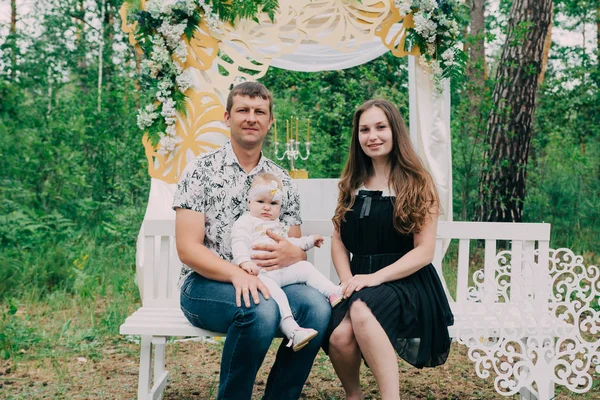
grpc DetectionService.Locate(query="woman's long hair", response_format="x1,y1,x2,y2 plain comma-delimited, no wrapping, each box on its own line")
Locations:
332,99,439,235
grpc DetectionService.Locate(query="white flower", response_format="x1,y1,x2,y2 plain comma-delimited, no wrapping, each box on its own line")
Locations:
394,0,412,16
158,135,177,154
198,2,222,33
161,98,177,118
174,42,188,63
441,48,455,65
146,0,162,19
166,124,177,136
426,43,436,56
438,15,450,27
158,78,173,91
419,0,438,12
184,0,197,15
158,21,187,50
173,62,183,75
150,36,171,67
413,11,438,39
176,72,192,93
137,104,159,129
419,56,442,77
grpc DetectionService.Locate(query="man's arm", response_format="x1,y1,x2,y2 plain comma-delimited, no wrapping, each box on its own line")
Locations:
175,208,270,306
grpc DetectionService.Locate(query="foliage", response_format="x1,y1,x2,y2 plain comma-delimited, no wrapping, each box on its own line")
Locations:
400,0,468,88
123,0,279,151
0,0,597,367
525,44,600,251
260,53,409,178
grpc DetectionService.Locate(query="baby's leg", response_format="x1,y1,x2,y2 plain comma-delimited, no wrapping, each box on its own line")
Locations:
258,273,293,320
259,272,318,350
276,261,341,298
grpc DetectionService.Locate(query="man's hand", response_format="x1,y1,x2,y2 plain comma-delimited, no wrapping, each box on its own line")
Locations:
251,229,305,271
240,261,260,276
231,271,270,308
341,274,383,298
313,235,324,248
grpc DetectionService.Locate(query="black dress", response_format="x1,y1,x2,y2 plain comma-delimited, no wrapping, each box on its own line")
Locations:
324,190,454,368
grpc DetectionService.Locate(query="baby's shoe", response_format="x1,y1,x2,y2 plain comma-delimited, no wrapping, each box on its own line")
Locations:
286,328,318,352
328,292,344,308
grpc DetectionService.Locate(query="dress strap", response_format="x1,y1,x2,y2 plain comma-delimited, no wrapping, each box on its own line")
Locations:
359,196,372,218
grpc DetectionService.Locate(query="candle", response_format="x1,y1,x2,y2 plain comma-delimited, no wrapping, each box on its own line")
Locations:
274,118,277,142
296,117,299,142
286,119,289,142
307,119,310,142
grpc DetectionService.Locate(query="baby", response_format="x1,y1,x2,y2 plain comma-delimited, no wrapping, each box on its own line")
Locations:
231,173,343,351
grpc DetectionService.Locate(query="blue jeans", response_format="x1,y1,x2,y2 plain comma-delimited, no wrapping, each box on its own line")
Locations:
180,272,331,400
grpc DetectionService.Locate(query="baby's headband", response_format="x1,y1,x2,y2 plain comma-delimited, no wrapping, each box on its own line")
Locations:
249,180,282,202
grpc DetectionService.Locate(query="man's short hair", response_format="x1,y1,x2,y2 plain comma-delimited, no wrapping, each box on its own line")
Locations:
226,81,273,117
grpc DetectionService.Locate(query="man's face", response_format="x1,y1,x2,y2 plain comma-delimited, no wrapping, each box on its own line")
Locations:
225,95,273,149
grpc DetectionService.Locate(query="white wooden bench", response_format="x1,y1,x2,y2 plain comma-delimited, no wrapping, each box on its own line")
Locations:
120,216,599,400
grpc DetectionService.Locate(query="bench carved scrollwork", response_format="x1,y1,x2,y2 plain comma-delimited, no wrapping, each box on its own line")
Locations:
456,247,599,398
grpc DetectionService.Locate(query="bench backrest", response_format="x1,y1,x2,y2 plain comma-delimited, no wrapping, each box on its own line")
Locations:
139,218,551,312
435,222,551,315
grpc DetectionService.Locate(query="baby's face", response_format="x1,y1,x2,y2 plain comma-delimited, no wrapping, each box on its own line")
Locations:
248,191,281,221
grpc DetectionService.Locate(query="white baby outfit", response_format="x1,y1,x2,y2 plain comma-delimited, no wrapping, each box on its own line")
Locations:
231,213,339,320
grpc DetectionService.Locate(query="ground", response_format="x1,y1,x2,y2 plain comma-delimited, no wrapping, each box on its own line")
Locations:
1,339,598,399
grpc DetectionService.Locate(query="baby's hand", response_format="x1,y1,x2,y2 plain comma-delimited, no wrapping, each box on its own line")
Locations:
240,261,261,276
313,235,324,248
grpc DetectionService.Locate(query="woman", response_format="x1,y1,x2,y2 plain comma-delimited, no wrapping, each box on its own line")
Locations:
326,99,454,400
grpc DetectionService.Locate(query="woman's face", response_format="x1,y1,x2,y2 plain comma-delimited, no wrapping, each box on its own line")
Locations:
357,106,393,161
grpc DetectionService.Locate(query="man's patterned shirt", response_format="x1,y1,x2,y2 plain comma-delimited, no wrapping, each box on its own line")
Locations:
172,141,302,285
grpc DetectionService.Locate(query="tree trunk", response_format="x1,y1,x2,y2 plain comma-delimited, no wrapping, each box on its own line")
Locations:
596,6,600,54
457,0,486,220
76,0,87,92
10,0,17,80
105,1,115,81
98,0,105,113
466,0,486,90
538,3,553,86
478,0,553,222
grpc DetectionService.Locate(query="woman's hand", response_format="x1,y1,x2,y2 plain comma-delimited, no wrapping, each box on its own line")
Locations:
342,274,383,298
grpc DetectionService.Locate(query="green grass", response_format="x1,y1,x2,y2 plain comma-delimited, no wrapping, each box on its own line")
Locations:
0,221,598,399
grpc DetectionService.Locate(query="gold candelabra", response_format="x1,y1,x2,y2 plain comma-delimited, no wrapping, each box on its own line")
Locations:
273,116,311,175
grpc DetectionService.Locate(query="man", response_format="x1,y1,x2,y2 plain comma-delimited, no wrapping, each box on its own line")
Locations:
173,81,331,399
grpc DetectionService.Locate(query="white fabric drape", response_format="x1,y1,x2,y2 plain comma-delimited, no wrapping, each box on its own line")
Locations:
268,26,401,72
409,57,453,222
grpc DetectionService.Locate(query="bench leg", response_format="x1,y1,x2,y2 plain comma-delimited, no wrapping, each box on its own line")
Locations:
519,382,555,400
138,335,153,400
519,387,536,400
150,337,169,400
519,337,555,400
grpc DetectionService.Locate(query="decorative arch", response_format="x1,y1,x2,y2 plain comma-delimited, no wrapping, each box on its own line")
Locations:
120,0,453,221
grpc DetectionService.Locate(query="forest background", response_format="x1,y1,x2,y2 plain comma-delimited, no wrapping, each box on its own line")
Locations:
0,0,598,398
